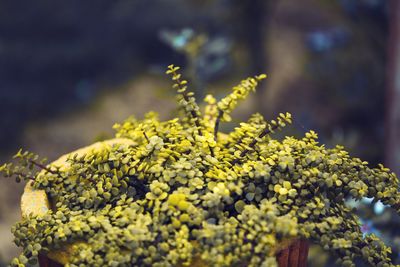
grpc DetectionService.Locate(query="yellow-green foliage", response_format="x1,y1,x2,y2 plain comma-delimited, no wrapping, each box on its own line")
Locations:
2,65,400,267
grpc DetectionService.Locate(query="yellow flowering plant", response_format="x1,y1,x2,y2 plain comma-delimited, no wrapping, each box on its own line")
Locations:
1,65,400,267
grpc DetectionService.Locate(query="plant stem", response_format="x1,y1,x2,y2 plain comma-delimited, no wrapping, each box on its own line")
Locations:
214,109,223,141
232,124,279,164
143,131,150,143
28,159,57,175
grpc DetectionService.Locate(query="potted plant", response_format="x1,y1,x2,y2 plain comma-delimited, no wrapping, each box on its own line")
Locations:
1,65,399,267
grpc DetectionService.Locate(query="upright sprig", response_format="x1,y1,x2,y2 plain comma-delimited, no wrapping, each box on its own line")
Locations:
202,94,218,133
166,64,214,156
166,65,203,135
213,74,267,140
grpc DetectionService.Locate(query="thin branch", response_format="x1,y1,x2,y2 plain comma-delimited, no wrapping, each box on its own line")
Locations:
214,109,223,141
231,124,280,165
143,131,150,143
28,159,57,175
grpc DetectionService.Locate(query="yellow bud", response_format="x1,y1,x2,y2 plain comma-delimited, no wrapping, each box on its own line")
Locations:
168,193,186,206
178,200,190,211
179,214,190,222
283,181,292,189
279,188,288,195
274,184,281,193
172,218,181,228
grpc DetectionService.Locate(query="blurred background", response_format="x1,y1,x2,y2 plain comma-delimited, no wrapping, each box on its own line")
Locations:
0,0,399,266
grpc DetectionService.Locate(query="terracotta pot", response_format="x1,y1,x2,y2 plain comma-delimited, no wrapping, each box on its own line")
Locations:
20,139,309,267
276,239,309,267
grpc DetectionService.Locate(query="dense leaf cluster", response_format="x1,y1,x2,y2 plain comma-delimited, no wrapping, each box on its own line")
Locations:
2,65,400,267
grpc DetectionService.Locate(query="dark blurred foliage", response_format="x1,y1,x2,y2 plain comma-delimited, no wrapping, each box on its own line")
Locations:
0,0,240,151
279,0,388,166
0,0,390,163
0,1,181,150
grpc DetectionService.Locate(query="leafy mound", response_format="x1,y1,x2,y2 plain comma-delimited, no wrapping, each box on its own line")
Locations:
2,65,400,267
